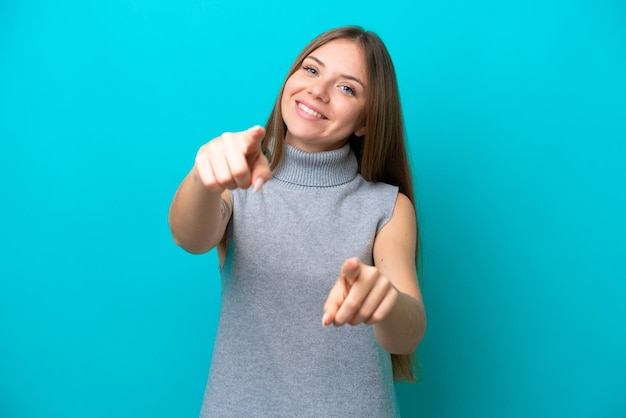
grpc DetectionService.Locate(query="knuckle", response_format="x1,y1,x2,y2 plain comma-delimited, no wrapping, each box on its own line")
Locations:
379,278,391,293
231,166,249,180
200,178,222,193
343,299,358,311
362,268,378,284
369,311,385,324
348,317,361,326
214,175,234,189
213,171,230,182
195,146,209,162
388,287,399,304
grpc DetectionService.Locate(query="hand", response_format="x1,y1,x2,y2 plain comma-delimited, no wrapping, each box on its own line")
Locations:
194,125,271,193
322,257,399,327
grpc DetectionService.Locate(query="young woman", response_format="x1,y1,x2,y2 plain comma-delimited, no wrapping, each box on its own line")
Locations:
169,26,426,417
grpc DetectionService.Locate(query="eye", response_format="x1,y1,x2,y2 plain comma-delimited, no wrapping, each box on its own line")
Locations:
340,85,356,96
303,65,318,75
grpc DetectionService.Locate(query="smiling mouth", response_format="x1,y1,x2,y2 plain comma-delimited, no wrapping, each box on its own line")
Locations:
297,102,327,119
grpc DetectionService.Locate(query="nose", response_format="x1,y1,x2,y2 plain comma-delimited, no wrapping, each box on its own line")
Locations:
308,79,330,103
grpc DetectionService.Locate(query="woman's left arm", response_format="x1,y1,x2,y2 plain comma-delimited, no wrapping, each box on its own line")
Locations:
322,193,426,355
370,192,425,354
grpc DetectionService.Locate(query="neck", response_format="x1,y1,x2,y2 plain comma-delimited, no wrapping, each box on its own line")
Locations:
272,142,358,187
284,133,349,153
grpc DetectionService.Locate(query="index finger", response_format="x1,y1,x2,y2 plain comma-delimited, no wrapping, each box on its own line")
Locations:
242,125,266,157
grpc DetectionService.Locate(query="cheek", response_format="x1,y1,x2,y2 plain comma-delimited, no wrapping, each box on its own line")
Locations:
282,75,299,95
339,103,365,125
280,79,297,111
280,90,292,116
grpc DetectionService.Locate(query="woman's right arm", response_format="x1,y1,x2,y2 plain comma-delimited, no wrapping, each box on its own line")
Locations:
168,126,270,254
168,170,232,254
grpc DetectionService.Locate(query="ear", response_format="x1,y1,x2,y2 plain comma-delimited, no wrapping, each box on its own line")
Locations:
354,124,366,137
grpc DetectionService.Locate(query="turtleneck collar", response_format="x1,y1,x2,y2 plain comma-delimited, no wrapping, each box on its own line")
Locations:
271,142,358,187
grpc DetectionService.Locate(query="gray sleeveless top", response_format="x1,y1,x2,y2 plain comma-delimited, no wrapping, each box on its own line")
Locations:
200,142,400,417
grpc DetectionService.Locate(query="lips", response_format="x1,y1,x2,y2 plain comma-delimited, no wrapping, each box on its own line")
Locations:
296,101,327,119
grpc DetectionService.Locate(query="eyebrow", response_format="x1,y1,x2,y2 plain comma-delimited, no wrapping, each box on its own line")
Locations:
306,55,366,89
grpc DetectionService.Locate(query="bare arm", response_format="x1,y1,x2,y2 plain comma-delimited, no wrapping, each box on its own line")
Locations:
168,171,232,254
371,193,425,354
322,193,426,355
168,126,270,254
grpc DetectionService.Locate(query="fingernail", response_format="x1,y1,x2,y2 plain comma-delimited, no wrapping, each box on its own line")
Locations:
252,177,264,193
322,313,329,327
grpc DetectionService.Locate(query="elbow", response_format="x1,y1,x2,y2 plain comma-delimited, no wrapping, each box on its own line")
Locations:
181,244,212,255
384,309,427,356
406,310,427,354
171,233,212,255
169,223,213,255
373,294,427,355
377,332,424,356
391,332,424,356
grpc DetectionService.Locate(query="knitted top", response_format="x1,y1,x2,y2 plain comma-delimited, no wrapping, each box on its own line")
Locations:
200,142,400,417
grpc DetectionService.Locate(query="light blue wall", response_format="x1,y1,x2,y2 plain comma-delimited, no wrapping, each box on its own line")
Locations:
1,1,624,417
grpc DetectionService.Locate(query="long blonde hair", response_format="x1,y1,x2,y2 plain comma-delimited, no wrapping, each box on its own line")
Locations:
263,26,419,383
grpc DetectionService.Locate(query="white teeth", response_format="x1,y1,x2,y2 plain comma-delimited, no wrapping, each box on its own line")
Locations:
298,103,325,119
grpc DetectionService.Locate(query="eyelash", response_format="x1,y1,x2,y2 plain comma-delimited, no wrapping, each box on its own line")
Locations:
302,65,357,96
303,65,318,76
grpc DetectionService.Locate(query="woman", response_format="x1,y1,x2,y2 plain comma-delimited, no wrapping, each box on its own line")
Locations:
169,26,426,417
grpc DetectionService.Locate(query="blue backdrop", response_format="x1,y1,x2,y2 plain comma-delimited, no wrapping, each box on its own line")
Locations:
1,1,625,417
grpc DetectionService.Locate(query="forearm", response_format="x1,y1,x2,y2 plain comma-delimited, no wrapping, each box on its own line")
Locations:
168,166,229,254
373,290,426,355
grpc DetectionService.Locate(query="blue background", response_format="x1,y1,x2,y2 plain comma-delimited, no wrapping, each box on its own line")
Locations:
1,0,625,417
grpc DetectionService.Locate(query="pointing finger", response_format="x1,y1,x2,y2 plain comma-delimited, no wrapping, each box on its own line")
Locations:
243,125,266,157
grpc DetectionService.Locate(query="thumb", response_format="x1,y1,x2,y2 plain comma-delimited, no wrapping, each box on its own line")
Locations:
340,257,362,286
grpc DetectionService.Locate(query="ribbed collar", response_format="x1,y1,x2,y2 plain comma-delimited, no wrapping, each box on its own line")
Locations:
271,142,358,187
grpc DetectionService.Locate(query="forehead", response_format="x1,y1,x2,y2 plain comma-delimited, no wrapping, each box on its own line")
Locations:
306,39,366,77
